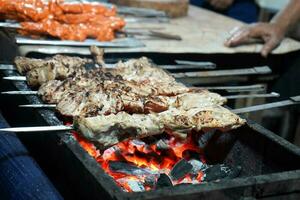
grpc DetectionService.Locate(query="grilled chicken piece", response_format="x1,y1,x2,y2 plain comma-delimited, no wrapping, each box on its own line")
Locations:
37,67,192,105
56,89,170,117
110,57,190,95
75,106,245,149
26,63,86,87
14,55,92,74
170,92,227,110
114,57,175,83
38,69,121,103
38,69,226,117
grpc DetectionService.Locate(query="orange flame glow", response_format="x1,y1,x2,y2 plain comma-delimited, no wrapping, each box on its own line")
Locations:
71,130,205,192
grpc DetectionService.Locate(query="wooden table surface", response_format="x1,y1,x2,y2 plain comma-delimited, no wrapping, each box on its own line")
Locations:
106,5,300,54
18,6,300,56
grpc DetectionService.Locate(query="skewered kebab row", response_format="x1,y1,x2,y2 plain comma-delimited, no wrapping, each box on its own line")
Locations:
56,88,226,117
0,0,117,22
8,52,245,149
37,69,226,117
0,0,125,41
14,55,92,74
0,0,49,22
15,53,190,97
90,46,178,86
19,16,126,41
75,106,245,148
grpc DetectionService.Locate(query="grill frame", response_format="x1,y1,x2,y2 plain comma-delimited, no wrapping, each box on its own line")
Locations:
1,69,300,200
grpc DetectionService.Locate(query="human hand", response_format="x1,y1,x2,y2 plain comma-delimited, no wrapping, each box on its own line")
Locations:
207,0,234,10
224,23,286,57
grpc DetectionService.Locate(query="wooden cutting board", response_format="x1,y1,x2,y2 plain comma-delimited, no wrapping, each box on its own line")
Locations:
109,0,189,18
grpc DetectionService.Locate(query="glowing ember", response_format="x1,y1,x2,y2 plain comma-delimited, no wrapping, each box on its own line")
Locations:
71,130,207,192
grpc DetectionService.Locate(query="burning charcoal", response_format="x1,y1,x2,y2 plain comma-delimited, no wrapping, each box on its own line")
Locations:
127,180,145,192
117,178,145,192
203,164,241,182
188,159,207,175
144,174,158,187
155,139,169,150
156,173,173,188
109,161,156,176
222,165,242,180
198,130,216,148
170,159,193,181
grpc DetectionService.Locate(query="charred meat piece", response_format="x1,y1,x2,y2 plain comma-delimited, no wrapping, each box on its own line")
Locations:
75,106,245,149
14,55,92,74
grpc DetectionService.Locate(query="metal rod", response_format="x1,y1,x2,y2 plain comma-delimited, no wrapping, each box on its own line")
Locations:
0,125,73,133
3,76,26,81
19,104,56,108
1,91,38,95
172,66,272,78
198,84,266,92
232,95,300,114
0,64,16,70
2,96,300,133
16,92,280,109
174,60,216,70
225,92,280,100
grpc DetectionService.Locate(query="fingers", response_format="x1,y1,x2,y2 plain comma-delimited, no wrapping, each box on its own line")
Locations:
224,26,251,47
225,23,284,57
261,36,280,57
225,24,268,47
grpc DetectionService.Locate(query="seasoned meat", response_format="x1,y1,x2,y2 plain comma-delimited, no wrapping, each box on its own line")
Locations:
75,106,245,149
14,55,92,75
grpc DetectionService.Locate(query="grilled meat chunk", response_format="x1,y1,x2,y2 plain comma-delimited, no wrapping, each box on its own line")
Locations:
26,63,86,87
14,55,92,74
75,106,245,149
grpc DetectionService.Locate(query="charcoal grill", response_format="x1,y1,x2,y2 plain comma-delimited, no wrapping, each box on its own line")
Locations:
1,68,300,200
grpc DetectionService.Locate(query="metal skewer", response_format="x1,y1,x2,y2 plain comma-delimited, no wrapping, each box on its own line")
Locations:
1,66,272,82
0,63,216,72
19,104,56,108
232,95,300,114
3,76,26,81
1,91,38,95
3,89,279,100
0,125,73,133
174,60,216,70
225,92,279,99
0,64,16,70
1,95,300,133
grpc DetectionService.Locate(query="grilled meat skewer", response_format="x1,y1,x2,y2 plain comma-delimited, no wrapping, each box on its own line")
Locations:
14,55,92,75
36,69,225,117
75,106,245,149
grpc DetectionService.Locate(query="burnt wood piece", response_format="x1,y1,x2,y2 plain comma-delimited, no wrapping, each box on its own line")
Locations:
203,164,242,182
156,174,173,188
170,159,193,181
109,161,156,176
